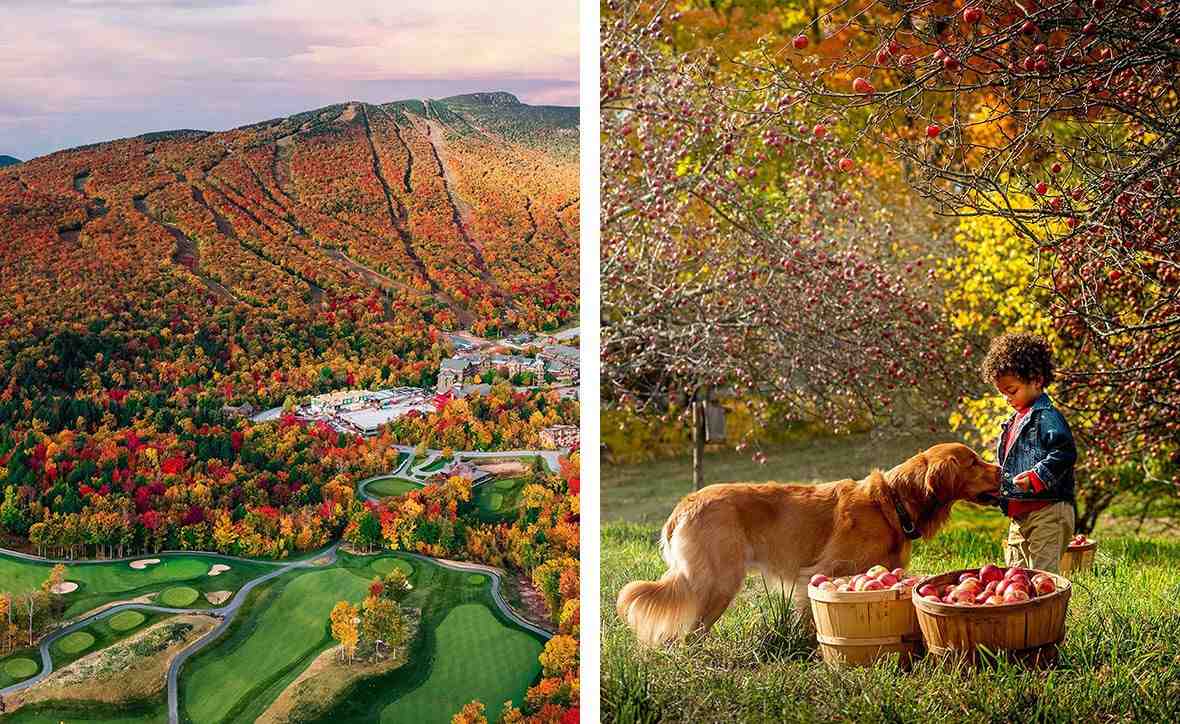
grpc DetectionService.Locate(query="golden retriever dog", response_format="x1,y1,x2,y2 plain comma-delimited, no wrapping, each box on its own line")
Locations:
617,442,1001,646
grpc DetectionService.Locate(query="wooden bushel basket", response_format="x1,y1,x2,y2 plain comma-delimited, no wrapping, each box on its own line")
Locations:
912,568,1071,667
1060,540,1097,576
808,583,924,668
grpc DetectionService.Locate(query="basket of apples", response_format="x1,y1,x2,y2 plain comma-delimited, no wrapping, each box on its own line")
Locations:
1061,533,1097,575
807,565,925,667
911,564,1071,666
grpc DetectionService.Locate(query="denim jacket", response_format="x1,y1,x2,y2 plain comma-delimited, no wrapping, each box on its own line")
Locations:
995,392,1077,513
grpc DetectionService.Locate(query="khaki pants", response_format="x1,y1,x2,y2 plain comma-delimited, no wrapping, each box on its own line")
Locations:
1004,501,1075,574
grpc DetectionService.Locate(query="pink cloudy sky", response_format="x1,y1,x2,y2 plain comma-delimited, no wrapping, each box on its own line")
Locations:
0,0,578,160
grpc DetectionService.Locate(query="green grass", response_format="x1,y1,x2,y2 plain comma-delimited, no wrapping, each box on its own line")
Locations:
3,656,38,679
372,557,415,577
601,434,1180,722
475,478,525,522
108,610,146,632
158,586,199,607
0,699,168,723
179,567,371,723
56,630,96,655
466,573,488,586
378,604,543,723
0,552,272,618
367,477,423,498
420,456,451,473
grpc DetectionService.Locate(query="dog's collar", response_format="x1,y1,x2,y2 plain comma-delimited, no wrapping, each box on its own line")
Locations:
887,490,922,540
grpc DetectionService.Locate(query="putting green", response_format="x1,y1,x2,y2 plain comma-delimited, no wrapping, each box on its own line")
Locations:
109,610,146,632
366,477,422,498
57,631,96,655
494,478,518,491
372,557,413,577
159,586,200,607
486,492,504,511
466,573,487,586
3,657,38,679
379,604,543,723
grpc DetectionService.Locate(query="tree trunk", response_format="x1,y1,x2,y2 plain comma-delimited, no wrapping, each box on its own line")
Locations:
692,397,705,490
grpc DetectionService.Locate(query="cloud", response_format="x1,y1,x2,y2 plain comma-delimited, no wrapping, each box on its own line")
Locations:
0,0,578,158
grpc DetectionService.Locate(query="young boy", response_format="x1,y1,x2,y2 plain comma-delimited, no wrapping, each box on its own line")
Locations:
981,332,1078,573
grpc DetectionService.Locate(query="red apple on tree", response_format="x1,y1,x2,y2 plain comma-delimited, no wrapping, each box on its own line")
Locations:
792,34,809,50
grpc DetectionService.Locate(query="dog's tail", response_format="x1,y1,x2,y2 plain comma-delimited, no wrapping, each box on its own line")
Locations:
616,571,699,647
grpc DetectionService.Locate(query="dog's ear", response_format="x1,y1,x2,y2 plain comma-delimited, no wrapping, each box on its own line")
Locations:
924,455,960,498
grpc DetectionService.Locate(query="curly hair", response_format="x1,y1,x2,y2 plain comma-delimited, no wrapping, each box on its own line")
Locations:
981,333,1055,386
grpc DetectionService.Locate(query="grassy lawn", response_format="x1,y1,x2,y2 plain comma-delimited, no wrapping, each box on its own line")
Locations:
0,552,272,619
378,604,543,723
179,567,371,723
367,476,423,498
603,430,947,524
601,434,1180,722
474,478,526,522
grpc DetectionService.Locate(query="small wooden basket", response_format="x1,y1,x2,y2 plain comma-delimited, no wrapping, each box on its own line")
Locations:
808,584,923,668
911,568,1071,667
1060,539,1097,576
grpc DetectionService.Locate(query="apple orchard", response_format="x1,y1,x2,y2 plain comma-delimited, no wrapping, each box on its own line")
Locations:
600,0,1179,528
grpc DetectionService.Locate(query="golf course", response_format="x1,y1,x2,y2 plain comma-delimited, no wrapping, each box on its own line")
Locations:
0,547,547,723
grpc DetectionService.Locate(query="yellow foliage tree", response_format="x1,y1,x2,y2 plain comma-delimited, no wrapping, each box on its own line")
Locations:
451,700,487,724
538,634,578,678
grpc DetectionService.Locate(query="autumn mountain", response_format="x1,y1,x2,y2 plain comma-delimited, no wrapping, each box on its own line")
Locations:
0,92,578,339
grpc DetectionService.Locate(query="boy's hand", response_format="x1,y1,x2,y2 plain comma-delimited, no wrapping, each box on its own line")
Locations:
1013,472,1034,491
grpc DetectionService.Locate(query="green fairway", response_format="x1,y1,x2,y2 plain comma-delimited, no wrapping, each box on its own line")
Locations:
0,552,270,619
0,701,168,723
475,478,525,522
180,567,371,723
380,604,543,723
372,557,414,577
158,586,199,607
3,657,38,679
367,476,422,498
108,610,146,632
56,631,95,655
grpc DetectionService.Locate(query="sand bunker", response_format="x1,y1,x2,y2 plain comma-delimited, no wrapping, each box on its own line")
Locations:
205,590,232,605
129,558,161,570
208,564,231,576
479,461,528,475
50,581,79,594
